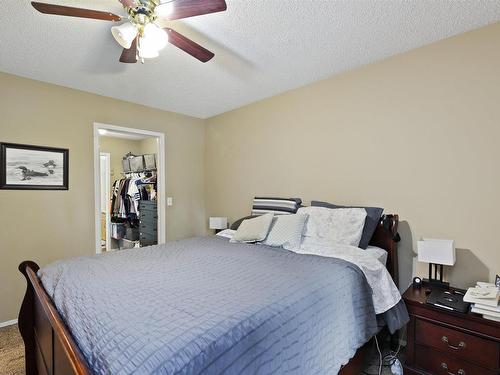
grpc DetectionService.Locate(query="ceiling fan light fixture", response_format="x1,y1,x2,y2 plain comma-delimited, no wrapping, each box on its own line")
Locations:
138,43,160,59
111,22,138,49
142,23,168,51
31,0,227,64
137,23,168,58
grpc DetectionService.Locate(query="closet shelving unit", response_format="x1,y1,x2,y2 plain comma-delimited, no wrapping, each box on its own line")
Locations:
111,153,158,250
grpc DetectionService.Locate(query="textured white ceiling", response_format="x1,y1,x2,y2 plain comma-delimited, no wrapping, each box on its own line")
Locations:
1,1,499,118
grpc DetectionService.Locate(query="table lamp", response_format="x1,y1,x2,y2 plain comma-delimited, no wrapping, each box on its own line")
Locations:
417,238,455,287
209,217,228,234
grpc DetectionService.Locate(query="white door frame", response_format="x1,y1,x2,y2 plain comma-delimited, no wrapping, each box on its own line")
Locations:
93,123,166,254
99,152,111,252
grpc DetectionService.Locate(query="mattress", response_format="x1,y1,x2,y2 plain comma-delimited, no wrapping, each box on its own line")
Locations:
38,236,407,375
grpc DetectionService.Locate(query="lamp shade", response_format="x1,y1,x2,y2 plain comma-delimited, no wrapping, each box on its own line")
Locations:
138,42,160,59
417,238,456,266
111,22,138,49
138,24,168,59
209,217,228,230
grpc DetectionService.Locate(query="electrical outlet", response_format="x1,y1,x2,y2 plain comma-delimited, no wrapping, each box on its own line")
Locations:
167,197,173,206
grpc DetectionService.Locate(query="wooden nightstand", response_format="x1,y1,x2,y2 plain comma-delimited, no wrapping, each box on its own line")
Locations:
403,284,500,375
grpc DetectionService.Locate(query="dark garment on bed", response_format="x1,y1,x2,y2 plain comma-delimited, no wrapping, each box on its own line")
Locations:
38,236,406,375
379,299,409,334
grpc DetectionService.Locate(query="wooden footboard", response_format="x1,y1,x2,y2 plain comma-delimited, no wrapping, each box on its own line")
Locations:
18,261,91,375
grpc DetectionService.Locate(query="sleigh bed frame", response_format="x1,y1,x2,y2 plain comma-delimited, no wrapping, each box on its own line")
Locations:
18,215,400,375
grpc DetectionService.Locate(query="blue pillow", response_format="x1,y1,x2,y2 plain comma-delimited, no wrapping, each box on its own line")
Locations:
310,201,383,249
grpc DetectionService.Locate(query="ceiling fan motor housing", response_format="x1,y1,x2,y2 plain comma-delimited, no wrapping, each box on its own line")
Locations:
126,0,160,28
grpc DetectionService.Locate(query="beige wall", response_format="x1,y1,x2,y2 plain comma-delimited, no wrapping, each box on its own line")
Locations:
99,136,158,183
0,73,206,322
138,137,158,156
99,136,142,187
206,23,500,290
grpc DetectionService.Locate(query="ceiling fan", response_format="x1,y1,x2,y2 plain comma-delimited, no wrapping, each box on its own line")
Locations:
31,0,227,63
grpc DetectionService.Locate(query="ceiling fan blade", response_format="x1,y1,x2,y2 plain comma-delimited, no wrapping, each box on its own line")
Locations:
158,0,227,21
120,39,138,63
31,2,122,21
118,0,137,8
165,28,215,62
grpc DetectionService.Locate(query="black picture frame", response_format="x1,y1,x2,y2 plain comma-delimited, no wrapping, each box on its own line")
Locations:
0,143,69,190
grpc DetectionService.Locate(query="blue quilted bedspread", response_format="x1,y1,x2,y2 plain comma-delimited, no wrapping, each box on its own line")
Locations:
39,236,395,375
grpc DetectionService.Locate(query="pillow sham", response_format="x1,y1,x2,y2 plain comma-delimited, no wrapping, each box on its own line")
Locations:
311,201,383,249
251,197,302,216
297,206,367,247
230,213,274,243
261,213,308,251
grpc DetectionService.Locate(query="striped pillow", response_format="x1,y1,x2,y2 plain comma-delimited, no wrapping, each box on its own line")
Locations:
251,197,302,216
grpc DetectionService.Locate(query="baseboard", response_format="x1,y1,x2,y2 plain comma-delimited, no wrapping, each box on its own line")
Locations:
0,319,18,328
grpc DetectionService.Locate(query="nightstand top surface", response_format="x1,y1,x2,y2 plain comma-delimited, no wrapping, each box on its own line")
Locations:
402,285,431,305
403,284,500,330
403,284,465,304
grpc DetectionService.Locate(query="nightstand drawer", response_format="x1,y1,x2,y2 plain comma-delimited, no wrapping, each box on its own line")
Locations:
415,344,496,375
416,319,499,369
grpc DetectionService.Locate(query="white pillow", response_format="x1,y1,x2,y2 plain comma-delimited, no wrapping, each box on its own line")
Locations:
297,206,367,247
260,213,308,251
230,214,274,243
215,229,236,239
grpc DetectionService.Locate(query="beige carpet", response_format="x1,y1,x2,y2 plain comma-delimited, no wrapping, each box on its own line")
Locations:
0,325,24,375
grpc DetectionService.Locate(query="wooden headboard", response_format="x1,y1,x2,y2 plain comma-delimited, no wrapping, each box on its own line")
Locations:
230,214,400,288
369,214,400,288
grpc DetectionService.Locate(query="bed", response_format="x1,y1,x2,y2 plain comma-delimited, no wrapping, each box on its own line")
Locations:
18,214,406,375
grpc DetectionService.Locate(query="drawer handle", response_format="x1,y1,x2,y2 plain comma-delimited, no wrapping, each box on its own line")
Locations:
441,336,466,350
441,362,465,375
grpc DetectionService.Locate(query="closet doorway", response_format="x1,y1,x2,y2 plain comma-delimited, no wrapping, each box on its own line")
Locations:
99,152,111,252
93,123,166,254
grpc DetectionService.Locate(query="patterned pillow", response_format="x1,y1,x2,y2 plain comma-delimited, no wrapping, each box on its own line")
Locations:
251,197,302,216
297,206,367,247
261,214,309,251
311,201,383,249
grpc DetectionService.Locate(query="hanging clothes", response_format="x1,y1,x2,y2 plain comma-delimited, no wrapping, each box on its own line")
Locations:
111,174,157,222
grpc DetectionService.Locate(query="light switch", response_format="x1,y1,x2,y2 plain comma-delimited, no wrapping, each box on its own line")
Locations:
167,197,173,206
